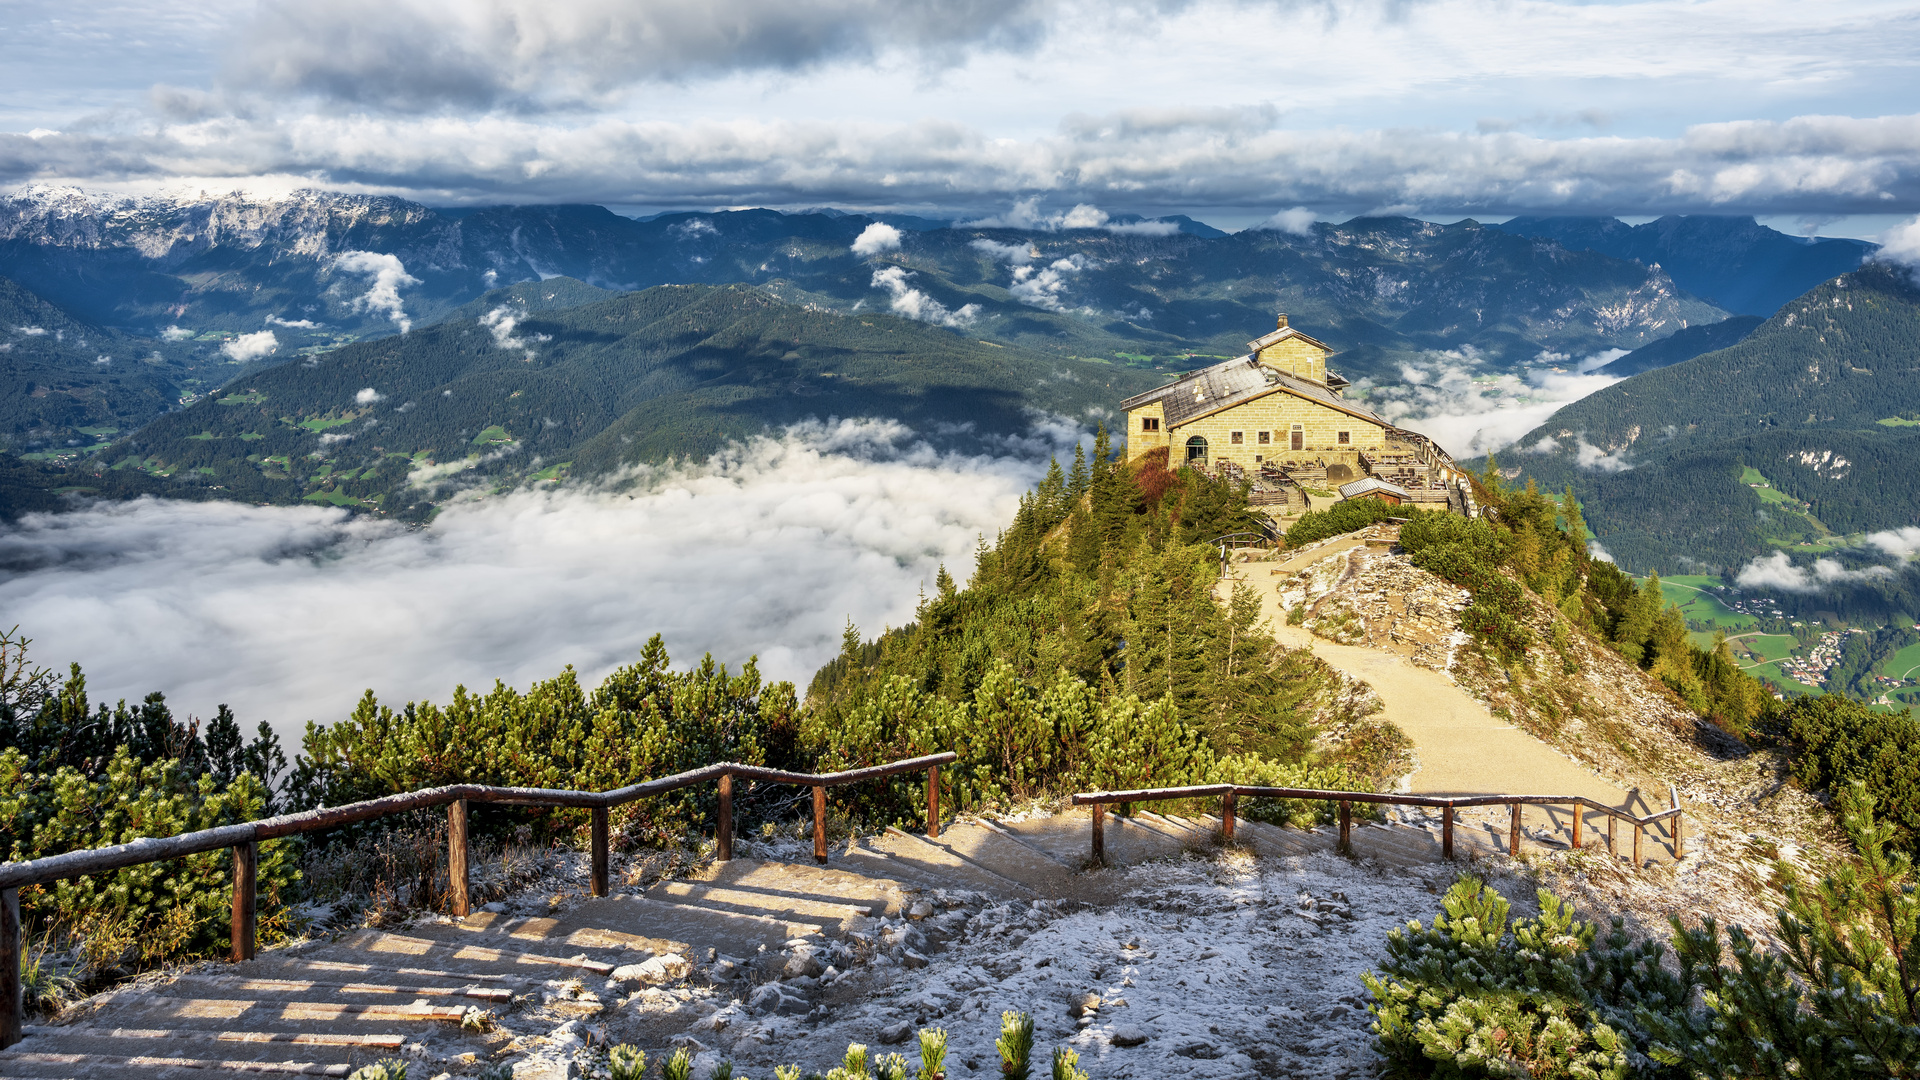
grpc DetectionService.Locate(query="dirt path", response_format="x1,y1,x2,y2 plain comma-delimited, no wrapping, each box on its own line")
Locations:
1232,546,1631,805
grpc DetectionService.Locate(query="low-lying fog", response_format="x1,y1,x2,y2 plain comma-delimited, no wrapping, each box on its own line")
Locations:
0,421,1047,749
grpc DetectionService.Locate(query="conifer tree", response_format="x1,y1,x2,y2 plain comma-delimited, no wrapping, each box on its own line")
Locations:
1066,443,1089,502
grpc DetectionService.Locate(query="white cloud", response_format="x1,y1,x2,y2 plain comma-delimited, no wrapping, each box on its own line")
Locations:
869,265,981,327
1734,551,1896,593
964,198,1180,235
1355,348,1625,459
850,222,903,256
1864,526,1920,560
15,326,47,336
0,421,1043,747
220,329,279,361
354,387,384,405
969,239,1037,265
1587,540,1615,563
1571,437,1633,473
971,240,1090,311
160,325,194,341
479,304,549,359
1259,207,1319,235
332,251,421,332
266,315,321,328
1876,214,1920,274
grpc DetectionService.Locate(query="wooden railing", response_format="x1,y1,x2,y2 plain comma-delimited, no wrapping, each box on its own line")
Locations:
1071,783,1684,865
0,752,954,1048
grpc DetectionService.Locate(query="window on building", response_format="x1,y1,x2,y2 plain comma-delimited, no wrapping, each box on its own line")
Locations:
1230,431,1244,444
1185,436,1208,466
1258,431,1271,445
1254,454,1264,463
1290,425,1304,451
1141,417,1160,432
1338,430,1350,445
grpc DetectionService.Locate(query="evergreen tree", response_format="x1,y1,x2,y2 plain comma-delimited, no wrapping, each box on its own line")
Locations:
1066,443,1089,502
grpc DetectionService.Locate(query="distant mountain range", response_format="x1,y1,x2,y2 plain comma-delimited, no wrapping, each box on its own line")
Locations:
0,184,1889,522
1491,216,1874,317
1501,263,1920,572
63,283,1165,520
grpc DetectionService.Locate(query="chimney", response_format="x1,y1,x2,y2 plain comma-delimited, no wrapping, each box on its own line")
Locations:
1277,313,1289,329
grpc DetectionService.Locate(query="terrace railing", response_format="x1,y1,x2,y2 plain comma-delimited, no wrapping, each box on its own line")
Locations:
0,751,955,1048
1071,783,1683,866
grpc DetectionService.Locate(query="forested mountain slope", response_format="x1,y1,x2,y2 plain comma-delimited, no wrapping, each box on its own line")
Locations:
1501,263,1920,571
76,283,1163,518
1594,314,1762,377
1,186,1731,384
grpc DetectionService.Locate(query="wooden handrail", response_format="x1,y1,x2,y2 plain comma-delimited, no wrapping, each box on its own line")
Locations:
1070,782,1683,865
0,751,954,1048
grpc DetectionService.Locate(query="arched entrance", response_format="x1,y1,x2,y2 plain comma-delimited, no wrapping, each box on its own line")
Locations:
1185,435,1208,467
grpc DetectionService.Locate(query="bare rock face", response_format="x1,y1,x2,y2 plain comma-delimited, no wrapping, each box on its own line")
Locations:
613,953,689,986
1279,540,1471,670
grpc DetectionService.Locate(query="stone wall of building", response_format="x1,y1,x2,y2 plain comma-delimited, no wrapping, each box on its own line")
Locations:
1256,336,1327,383
1165,391,1389,474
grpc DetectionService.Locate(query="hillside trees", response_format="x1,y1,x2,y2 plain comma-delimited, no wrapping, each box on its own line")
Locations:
802,432,1378,824
0,629,294,969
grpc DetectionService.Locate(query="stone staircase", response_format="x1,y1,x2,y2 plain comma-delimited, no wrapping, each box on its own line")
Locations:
2,807,1671,1078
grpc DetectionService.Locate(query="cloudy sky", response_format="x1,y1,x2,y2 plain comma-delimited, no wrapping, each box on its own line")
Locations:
3,0,1918,231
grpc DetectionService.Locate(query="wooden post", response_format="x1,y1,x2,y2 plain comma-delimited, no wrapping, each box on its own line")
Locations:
1091,803,1106,864
812,785,828,865
590,808,608,897
1338,801,1352,854
1,886,20,1049
231,840,257,962
1509,804,1521,856
448,799,470,918
1607,813,1617,856
1633,822,1643,867
1442,805,1454,860
1670,786,1684,858
927,765,940,839
716,774,733,863
1222,790,1237,841
1571,804,1582,850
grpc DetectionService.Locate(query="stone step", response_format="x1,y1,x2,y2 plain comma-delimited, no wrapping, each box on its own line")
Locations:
0,1047,351,1077
916,821,1076,897
649,858,897,931
184,974,512,1003
325,929,618,976
441,892,819,957
882,827,1041,896
987,813,1095,865
23,1026,403,1050
857,830,1037,898
85,997,468,1025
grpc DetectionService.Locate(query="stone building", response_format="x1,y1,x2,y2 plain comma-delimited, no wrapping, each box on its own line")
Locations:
1120,314,1472,512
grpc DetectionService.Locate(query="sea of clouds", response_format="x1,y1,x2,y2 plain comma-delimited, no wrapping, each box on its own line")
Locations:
1355,346,1628,460
0,421,1049,750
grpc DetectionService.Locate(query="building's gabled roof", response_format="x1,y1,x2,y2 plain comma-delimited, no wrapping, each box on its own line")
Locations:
1339,477,1411,500
1118,355,1390,429
1246,324,1335,355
